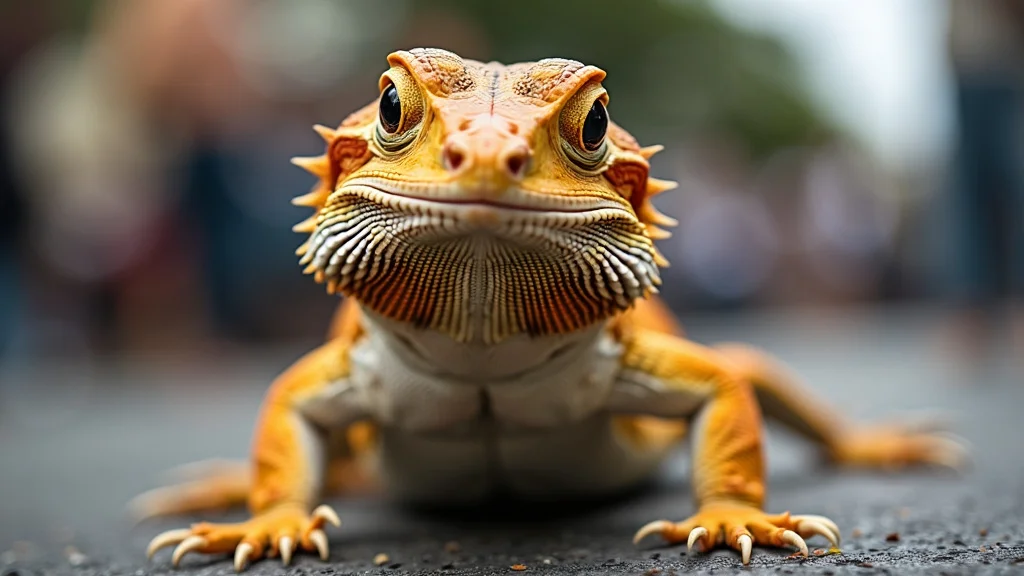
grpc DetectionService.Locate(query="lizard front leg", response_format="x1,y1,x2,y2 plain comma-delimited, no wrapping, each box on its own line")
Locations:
147,337,368,571
617,330,839,564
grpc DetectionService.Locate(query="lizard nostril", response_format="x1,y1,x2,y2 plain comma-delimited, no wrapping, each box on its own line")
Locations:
443,142,467,172
503,147,529,179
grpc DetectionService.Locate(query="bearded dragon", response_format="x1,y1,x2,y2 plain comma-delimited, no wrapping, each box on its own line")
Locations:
136,48,965,571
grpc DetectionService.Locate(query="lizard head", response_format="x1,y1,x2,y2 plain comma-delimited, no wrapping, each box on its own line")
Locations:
292,48,678,344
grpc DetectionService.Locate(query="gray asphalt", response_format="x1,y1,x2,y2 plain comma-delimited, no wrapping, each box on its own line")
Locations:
1,305,1022,576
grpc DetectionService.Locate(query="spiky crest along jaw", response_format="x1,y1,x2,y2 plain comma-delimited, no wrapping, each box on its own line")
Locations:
289,48,680,344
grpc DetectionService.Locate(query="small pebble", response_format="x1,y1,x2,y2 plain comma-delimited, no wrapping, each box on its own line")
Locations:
373,553,389,566
64,546,87,567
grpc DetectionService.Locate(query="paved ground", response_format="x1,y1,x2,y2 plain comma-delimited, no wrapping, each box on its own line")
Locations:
1,304,1022,576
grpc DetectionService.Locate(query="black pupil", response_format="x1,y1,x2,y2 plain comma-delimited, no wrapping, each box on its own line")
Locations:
581,101,608,151
379,85,401,133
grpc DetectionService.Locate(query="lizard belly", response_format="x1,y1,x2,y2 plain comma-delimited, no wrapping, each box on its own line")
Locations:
376,415,665,504
321,312,671,503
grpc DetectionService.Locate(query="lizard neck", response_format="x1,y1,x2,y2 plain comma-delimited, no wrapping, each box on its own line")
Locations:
359,306,611,382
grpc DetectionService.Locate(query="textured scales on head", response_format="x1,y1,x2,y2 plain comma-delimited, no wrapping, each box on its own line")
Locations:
290,48,678,344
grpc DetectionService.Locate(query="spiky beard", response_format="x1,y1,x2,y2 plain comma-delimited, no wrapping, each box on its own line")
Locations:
300,184,661,344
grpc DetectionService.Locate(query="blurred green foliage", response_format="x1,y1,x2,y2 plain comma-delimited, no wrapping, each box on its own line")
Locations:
411,0,837,158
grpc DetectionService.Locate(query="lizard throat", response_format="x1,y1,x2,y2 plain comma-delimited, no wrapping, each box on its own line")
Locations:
300,185,662,344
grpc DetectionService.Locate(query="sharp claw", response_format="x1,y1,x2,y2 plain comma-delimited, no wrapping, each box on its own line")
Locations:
147,528,191,559
312,504,341,527
171,535,208,567
930,431,969,446
234,543,253,572
687,526,708,553
633,520,672,544
781,529,808,557
309,528,329,560
795,519,839,547
799,515,841,545
280,536,295,566
927,435,972,470
931,447,969,470
738,534,752,565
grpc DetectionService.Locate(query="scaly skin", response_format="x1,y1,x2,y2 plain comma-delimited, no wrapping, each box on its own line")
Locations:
136,48,967,571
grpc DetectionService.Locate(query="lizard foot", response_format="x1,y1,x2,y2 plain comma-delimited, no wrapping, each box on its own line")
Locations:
147,504,341,571
633,503,840,565
829,417,970,471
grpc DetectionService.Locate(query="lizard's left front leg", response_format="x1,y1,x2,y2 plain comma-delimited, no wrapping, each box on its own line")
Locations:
146,337,367,571
619,330,839,564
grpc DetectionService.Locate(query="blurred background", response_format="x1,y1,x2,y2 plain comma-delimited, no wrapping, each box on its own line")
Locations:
0,0,1021,364
1,1,1024,568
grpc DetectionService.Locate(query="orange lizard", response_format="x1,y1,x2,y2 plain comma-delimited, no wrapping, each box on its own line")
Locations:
136,48,965,571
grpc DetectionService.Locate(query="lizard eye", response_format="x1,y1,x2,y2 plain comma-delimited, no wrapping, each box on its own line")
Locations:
558,83,610,171
581,101,607,151
374,67,424,153
379,85,402,134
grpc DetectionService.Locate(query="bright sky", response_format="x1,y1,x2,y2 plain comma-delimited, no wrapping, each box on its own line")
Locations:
711,0,955,172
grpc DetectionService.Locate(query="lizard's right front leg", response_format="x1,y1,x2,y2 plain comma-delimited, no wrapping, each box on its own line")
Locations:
147,337,368,571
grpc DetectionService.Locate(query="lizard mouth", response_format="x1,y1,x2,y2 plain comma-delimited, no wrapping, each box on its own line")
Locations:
340,176,631,217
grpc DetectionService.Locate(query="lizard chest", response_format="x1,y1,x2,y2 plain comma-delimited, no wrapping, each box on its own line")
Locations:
343,323,626,431
304,324,665,502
